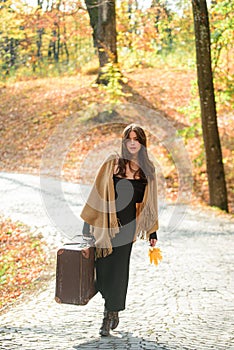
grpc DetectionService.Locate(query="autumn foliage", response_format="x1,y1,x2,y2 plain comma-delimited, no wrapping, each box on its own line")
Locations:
0,217,48,310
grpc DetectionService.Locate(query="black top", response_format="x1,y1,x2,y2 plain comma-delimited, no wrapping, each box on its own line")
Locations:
112,176,157,245
113,175,147,227
82,176,157,242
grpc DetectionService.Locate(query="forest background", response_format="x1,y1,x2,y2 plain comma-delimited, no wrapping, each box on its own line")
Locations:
0,0,233,309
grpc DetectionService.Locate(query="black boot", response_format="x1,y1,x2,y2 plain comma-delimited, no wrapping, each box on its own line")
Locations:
110,311,119,330
99,309,111,336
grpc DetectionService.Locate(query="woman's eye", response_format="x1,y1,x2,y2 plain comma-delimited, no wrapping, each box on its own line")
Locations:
126,138,139,142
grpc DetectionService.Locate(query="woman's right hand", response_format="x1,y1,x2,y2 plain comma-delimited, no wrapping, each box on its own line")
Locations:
150,238,157,247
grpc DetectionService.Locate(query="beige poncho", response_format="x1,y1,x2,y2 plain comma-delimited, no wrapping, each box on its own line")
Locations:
80,154,158,257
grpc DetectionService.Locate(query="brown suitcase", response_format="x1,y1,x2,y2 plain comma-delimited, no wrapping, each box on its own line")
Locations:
55,243,96,305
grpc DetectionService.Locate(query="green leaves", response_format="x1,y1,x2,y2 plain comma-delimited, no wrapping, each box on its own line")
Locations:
98,62,131,106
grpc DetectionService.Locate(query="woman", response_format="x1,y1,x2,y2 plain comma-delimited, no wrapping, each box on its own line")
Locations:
80,123,158,336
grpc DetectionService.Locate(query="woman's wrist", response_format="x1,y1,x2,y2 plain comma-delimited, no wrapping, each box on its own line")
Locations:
149,232,158,240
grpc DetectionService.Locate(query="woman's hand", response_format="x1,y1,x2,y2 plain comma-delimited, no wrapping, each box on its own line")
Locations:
81,247,90,259
150,238,157,247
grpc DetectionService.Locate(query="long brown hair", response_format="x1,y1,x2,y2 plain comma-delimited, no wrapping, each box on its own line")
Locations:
115,124,155,180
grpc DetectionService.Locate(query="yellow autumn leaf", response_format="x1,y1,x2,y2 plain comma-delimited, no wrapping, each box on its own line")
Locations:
148,247,163,266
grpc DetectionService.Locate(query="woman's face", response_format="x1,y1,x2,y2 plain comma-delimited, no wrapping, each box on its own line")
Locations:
125,131,141,155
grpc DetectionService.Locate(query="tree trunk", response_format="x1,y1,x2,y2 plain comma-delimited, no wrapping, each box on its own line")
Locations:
50,27,60,63
36,28,43,59
85,0,99,47
63,42,69,64
36,0,44,61
9,38,17,67
85,0,118,84
192,0,228,212
4,37,17,73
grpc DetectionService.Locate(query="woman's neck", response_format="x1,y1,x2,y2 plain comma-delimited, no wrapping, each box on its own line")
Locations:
129,158,139,169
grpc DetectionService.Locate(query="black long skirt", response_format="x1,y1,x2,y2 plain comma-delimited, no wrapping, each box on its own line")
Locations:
95,176,145,312
95,241,133,312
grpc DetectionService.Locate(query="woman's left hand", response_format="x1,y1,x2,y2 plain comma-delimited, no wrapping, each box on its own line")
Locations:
150,238,157,247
